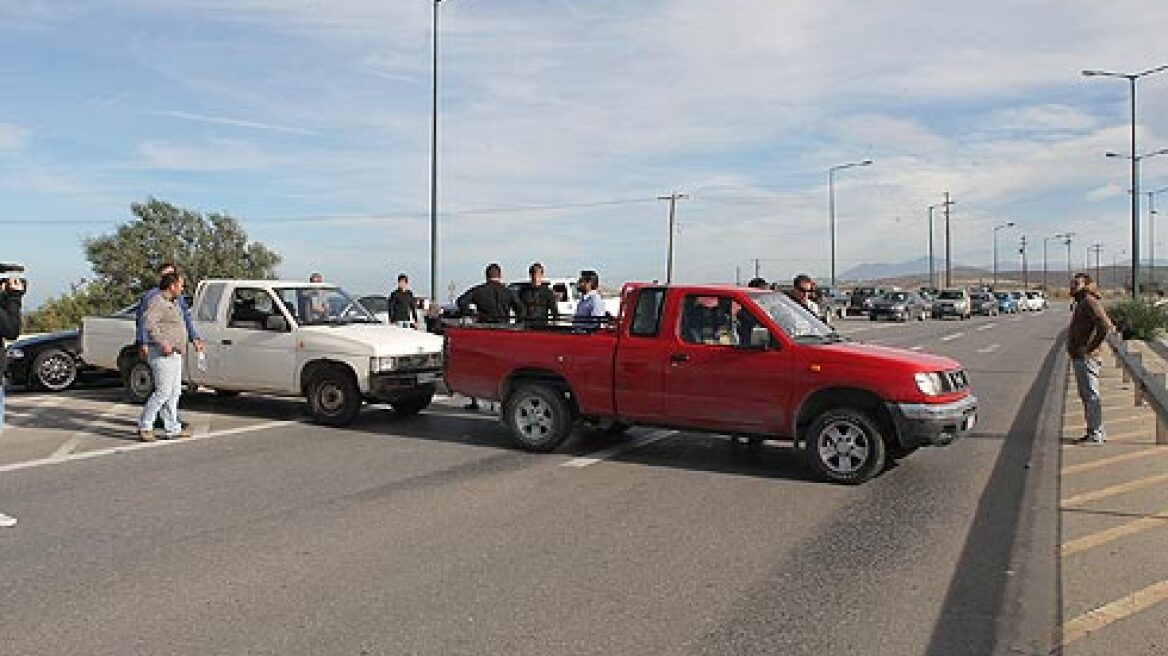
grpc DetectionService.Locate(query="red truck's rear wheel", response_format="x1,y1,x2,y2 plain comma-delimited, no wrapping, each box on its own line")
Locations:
805,408,887,484
504,384,573,452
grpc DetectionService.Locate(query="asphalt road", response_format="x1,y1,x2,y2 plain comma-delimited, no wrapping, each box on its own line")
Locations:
0,309,1067,655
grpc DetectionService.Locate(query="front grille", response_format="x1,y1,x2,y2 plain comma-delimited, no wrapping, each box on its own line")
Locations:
397,353,443,371
941,369,969,393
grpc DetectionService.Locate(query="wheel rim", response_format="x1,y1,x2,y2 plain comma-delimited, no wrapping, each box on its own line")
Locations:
817,419,871,475
317,381,345,414
514,396,554,441
130,364,153,398
38,352,76,390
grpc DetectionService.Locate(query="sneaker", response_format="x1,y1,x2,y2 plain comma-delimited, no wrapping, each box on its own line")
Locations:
166,426,194,439
1076,435,1105,446
138,429,156,443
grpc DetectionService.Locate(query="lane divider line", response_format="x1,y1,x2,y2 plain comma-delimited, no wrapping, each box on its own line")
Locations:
0,512,15,528
976,323,997,332
976,344,1000,354
1054,579,1168,647
50,403,130,459
0,420,297,475
562,429,678,468
909,346,924,351
1061,447,1165,475
940,332,966,342
1062,471,1168,507
1061,508,1168,557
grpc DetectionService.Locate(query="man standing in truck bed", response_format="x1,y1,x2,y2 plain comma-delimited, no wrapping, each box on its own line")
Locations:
514,262,559,326
457,263,525,324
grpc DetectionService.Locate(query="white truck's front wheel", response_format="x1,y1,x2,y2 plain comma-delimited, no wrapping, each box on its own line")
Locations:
307,367,362,426
124,360,154,404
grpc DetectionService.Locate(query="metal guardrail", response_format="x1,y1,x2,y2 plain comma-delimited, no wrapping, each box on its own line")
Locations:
1105,332,1168,445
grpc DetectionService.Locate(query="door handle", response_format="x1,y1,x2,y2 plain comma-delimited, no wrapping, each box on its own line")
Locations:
670,352,690,363
221,339,233,346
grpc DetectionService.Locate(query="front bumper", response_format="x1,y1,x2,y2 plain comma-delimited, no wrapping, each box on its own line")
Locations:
368,369,442,401
933,305,967,316
887,395,978,448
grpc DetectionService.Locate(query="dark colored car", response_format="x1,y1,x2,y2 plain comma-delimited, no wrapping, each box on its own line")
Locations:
870,291,929,322
846,286,885,317
970,292,999,316
4,329,104,391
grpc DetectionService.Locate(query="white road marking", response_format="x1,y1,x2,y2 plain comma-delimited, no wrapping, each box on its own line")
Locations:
562,429,678,468
940,332,966,342
910,346,924,351
0,512,16,528
976,344,1000,354
1009,317,1025,323
51,403,130,459
976,323,997,332
0,420,297,475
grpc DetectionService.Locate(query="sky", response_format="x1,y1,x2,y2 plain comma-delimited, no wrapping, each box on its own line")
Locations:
3,0,1168,307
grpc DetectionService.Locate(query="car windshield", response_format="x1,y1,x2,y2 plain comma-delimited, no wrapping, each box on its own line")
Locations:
882,292,909,302
938,290,963,299
994,292,1010,300
854,287,876,296
359,295,389,314
274,286,378,325
751,291,837,341
972,293,991,301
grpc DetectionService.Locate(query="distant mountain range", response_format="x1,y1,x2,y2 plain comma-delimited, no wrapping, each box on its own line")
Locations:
840,258,981,282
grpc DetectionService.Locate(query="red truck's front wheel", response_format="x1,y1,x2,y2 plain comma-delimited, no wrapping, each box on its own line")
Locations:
504,384,573,452
805,408,887,484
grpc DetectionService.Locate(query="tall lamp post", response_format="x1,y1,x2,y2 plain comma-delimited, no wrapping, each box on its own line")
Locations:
1148,185,1168,291
1043,233,1071,291
828,159,873,287
428,0,445,308
1083,64,1168,297
927,203,942,289
992,221,1015,288
1064,233,1075,279
1112,248,1127,288
1105,146,1168,293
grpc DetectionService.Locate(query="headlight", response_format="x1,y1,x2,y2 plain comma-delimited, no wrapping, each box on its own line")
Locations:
914,372,944,396
371,353,443,374
892,305,906,311
371,356,397,373
6,347,24,360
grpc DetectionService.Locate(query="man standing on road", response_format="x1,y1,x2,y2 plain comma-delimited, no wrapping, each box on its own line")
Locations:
515,262,559,326
388,273,418,328
1068,273,1114,446
138,272,201,442
135,262,202,360
0,266,25,435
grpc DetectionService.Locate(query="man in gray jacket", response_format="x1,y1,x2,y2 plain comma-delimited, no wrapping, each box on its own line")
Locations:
138,272,201,441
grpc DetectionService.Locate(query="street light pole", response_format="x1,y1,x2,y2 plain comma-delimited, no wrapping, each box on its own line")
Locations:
927,204,941,289
1105,148,1168,293
1064,233,1075,279
827,159,873,287
428,0,443,307
1043,233,1070,291
657,192,689,283
1148,186,1168,291
993,221,1015,288
941,193,955,287
1019,235,1028,290
1084,63,1168,297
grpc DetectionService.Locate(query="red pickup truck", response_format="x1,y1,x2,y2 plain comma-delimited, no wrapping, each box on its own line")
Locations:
444,283,977,484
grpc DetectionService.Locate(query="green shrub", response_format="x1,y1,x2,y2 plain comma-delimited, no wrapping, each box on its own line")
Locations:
1107,298,1168,340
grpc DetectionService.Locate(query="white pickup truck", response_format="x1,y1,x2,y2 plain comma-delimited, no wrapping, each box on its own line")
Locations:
80,279,445,426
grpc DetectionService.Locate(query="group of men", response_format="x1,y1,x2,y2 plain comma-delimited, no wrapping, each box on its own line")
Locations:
455,262,606,330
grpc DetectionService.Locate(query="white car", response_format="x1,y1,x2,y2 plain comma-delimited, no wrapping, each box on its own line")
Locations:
1023,290,1048,311
82,279,444,426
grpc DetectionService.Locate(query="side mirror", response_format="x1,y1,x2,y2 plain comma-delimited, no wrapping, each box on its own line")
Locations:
265,315,289,332
748,325,772,349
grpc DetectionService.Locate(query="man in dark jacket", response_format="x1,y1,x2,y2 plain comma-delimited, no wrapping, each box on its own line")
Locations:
1067,273,1115,445
514,262,559,326
388,273,418,327
1,269,26,435
456,263,525,323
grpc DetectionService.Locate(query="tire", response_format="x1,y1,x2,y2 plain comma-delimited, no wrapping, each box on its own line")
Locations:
215,389,241,398
124,360,154,404
306,366,362,426
391,389,434,416
31,348,78,392
503,384,573,452
869,314,878,321
805,407,887,484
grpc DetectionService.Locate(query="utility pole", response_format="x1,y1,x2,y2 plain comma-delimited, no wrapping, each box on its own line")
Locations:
429,0,443,308
927,204,941,289
735,266,741,286
753,258,762,279
942,192,955,287
1089,243,1104,288
657,192,689,283
1019,235,1028,289
1064,233,1075,280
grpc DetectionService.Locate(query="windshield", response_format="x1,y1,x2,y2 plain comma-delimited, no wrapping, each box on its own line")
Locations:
274,286,378,325
972,293,992,301
994,292,1010,300
938,290,963,299
751,291,836,341
359,295,389,314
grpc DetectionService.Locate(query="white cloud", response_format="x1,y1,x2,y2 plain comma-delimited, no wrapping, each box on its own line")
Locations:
0,123,28,151
137,139,285,171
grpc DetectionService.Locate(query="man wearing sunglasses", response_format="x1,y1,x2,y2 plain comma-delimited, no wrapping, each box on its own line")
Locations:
789,274,825,321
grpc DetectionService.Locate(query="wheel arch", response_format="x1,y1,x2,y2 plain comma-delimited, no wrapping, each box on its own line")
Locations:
502,368,579,417
300,358,358,396
794,387,897,448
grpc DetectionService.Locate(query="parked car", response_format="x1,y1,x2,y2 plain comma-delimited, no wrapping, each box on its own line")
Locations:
969,292,999,316
1009,291,1028,311
82,279,444,425
444,283,978,485
870,291,929,322
817,286,849,318
932,288,972,320
4,329,110,391
1024,290,1048,311
993,291,1018,314
846,286,886,317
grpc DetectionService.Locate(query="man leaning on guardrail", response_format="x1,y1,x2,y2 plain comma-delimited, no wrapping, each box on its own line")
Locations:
1068,272,1115,446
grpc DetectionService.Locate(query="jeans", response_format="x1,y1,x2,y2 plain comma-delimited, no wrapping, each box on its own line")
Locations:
138,348,183,434
0,378,6,434
1071,356,1104,440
